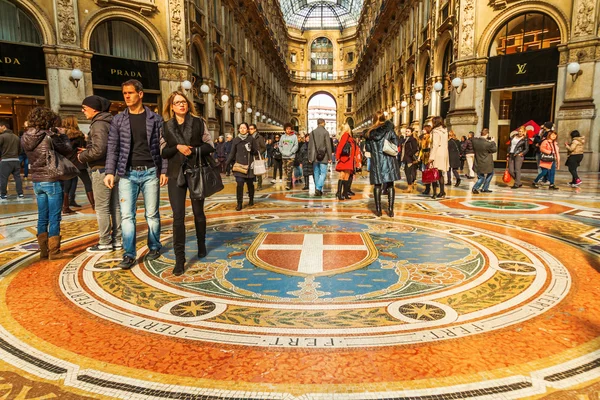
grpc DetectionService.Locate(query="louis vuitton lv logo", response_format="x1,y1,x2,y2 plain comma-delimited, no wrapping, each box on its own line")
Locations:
516,63,527,75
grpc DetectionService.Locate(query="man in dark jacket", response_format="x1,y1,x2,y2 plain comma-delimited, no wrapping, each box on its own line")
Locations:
249,124,266,190
471,128,497,194
308,118,332,196
104,79,168,269
78,95,122,253
0,122,24,200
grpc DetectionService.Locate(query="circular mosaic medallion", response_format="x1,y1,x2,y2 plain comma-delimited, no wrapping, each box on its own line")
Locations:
53,216,569,348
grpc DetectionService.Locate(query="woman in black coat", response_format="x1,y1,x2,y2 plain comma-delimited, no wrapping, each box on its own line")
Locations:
447,130,462,187
297,133,313,190
365,112,401,217
161,91,214,276
401,127,419,192
226,122,259,211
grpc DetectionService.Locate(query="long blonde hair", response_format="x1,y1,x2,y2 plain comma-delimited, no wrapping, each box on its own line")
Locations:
162,90,198,120
338,123,352,139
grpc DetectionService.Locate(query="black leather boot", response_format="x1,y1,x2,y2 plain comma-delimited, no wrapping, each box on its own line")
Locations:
173,258,185,276
387,186,395,217
431,182,438,199
302,176,309,190
343,180,351,199
347,175,355,196
422,184,431,195
248,184,255,206
236,184,243,211
373,185,382,217
336,180,344,200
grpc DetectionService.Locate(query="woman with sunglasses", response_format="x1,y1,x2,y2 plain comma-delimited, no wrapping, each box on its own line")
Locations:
161,91,214,276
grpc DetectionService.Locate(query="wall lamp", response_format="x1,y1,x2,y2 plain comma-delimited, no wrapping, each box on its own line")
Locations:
70,68,83,88
200,84,210,94
235,102,243,110
383,111,389,117
181,80,192,91
221,94,229,103
567,62,582,82
414,92,423,101
433,81,444,93
391,106,397,113
255,111,261,118
401,100,408,108
246,107,253,114
451,77,467,94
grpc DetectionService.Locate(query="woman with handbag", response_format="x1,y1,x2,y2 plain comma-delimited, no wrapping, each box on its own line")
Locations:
508,127,529,189
21,107,76,260
365,111,401,217
532,130,560,190
161,91,215,276
226,122,259,211
428,116,450,199
565,130,585,187
447,130,462,187
335,123,357,200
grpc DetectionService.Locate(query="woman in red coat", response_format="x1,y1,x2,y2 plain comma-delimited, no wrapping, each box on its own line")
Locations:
335,123,358,200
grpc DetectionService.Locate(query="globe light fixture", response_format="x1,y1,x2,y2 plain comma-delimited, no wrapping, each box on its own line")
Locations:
70,68,83,88
383,111,389,117
246,107,252,114
200,84,210,93
221,94,229,103
401,100,408,108
255,111,261,117
451,77,466,94
181,80,192,91
567,62,582,82
391,106,397,113
414,92,423,101
433,81,443,92
235,102,243,109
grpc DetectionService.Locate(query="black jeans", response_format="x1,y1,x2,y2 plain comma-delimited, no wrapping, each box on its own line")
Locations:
404,163,417,185
567,154,583,182
167,179,206,262
65,169,93,198
272,159,283,179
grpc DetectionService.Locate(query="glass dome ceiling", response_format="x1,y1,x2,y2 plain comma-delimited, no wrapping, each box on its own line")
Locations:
280,0,363,31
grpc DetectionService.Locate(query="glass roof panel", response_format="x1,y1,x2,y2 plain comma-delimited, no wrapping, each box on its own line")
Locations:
279,0,363,31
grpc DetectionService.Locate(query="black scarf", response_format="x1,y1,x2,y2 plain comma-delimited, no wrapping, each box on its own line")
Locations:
168,114,193,145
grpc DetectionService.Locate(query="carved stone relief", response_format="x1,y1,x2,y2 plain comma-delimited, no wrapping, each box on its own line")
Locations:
574,0,595,37
169,0,185,60
45,53,90,72
56,0,77,44
458,0,475,58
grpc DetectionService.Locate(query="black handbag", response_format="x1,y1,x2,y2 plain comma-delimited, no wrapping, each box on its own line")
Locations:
341,141,351,157
540,152,555,162
46,135,79,181
180,148,224,200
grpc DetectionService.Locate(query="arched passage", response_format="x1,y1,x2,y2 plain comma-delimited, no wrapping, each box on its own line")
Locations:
307,92,337,134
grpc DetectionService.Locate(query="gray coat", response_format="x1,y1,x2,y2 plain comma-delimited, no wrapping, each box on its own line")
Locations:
366,120,401,185
472,136,497,174
308,125,333,163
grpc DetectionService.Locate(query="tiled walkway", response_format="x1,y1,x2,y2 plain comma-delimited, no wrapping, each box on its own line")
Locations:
1,169,599,399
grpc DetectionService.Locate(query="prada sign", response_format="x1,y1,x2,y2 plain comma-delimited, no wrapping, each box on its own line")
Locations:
486,48,559,89
0,42,46,80
91,54,159,90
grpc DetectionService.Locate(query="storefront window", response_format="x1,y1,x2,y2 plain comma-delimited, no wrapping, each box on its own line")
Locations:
90,20,156,61
0,0,42,45
490,13,560,56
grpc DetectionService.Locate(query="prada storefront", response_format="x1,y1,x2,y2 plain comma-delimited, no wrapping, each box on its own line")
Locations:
0,1,46,131
484,12,561,164
90,20,161,113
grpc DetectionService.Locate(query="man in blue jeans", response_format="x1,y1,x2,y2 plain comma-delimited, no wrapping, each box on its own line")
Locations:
308,118,332,196
104,79,168,270
471,129,497,194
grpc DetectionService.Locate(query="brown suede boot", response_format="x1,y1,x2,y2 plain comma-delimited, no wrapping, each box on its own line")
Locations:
86,191,95,210
37,233,49,260
48,236,73,260
62,193,75,215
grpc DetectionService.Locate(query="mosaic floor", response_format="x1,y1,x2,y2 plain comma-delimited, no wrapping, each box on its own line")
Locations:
1,169,600,400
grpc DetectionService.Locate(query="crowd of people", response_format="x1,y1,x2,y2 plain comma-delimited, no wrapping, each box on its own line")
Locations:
0,78,588,276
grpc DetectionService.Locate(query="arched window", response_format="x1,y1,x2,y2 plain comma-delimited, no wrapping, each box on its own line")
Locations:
441,41,453,98
192,46,203,78
0,0,42,45
310,37,333,81
490,13,560,57
91,20,156,60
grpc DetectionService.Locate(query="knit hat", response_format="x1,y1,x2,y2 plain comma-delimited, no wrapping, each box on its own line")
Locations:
82,95,111,112
543,121,554,130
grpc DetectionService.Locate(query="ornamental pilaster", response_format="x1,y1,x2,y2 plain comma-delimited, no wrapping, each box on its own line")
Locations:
167,0,186,61
54,0,79,46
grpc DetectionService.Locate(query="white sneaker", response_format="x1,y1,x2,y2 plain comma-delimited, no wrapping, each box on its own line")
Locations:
279,179,283,183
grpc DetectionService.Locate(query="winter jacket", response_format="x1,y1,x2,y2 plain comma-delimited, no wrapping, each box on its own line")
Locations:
66,130,87,170
565,136,585,156
429,126,450,172
401,135,419,164
366,120,401,185
105,106,167,177
461,138,474,155
78,112,113,170
226,135,259,178
308,125,333,163
448,138,462,169
539,139,559,170
335,131,357,172
160,114,214,180
215,141,226,159
21,128,72,182
279,133,298,159
472,136,497,175
252,132,266,156
297,141,313,176
508,137,529,156
0,129,21,160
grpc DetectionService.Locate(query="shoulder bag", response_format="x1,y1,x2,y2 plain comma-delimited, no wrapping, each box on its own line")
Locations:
383,138,398,157
46,135,79,181
421,166,440,184
182,147,225,200
252,151,267,175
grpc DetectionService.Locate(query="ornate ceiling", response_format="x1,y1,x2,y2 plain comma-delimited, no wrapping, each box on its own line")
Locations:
279,0,363,31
